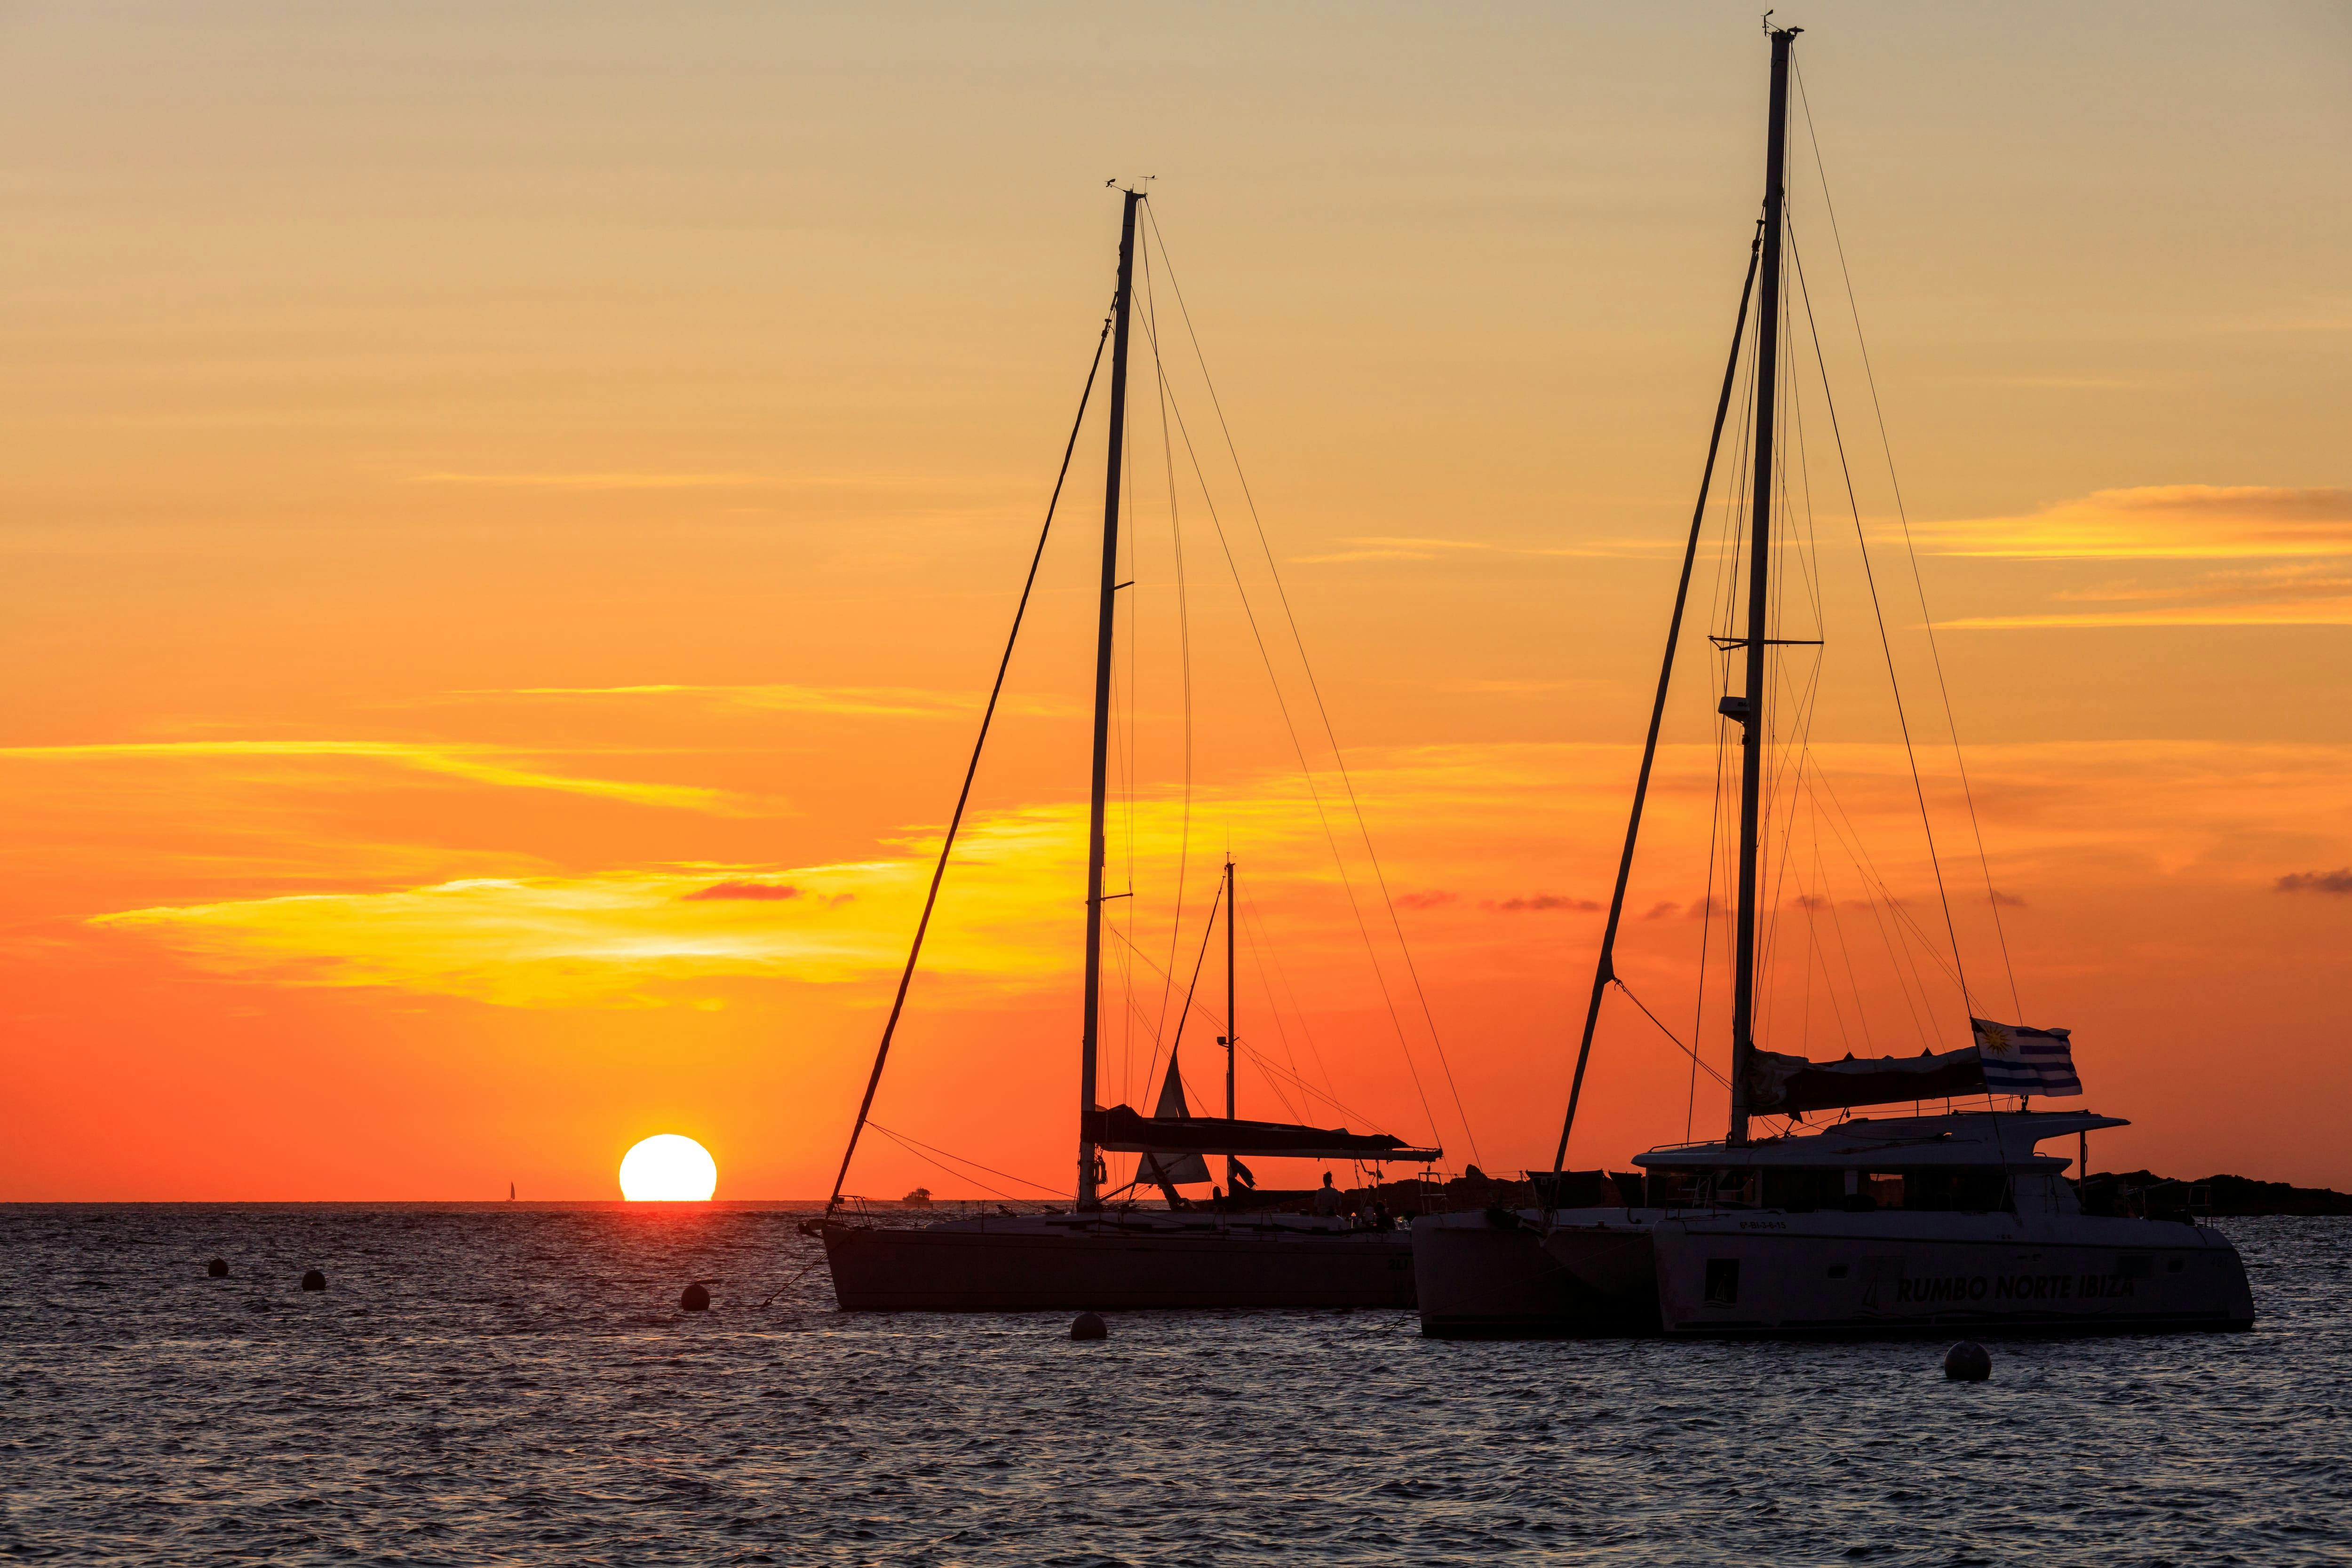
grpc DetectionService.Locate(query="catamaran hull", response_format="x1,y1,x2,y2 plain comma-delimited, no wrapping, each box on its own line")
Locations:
823,1220,1417,1310
1412,1209,1661,1337
1651,1216,2255,1335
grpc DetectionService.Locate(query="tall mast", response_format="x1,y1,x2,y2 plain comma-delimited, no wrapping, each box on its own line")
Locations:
1223,857,1237,1192
1728,25,1798,1146
1078,189,1142,1208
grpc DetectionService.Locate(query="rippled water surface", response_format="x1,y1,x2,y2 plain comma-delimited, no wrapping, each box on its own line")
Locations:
3,1205,2345,1565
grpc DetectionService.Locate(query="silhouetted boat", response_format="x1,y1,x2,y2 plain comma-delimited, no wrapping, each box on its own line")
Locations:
1414,24,2253,1338
820,189,1438,1311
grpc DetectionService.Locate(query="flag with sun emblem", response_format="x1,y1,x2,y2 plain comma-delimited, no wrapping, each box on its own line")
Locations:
1971,1018,2083,1097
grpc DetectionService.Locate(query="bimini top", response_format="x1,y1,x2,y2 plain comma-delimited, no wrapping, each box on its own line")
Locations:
1632,1109,2128,1173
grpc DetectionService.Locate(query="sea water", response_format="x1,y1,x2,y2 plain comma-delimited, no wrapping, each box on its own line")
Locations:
2,1204,2344,1565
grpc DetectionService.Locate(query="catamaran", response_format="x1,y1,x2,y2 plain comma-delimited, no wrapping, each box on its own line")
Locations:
820,188,1442,1311
1413,24,2254,1337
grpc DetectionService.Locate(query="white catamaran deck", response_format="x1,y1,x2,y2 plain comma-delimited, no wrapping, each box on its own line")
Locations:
1412,1112,2254,1336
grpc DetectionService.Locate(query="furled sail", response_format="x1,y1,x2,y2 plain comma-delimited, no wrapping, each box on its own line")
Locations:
1133,1049,1212,1186
1744,1045,1988,1115
1088,1103,1440,1162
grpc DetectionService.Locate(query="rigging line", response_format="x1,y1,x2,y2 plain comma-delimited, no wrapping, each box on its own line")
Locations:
1786,219,1974,1023
1115,905,1367,1127
1617,980,1732,1090
1240,888,1346,1115
1692,688,1730,1144
1138,206,1481,1168
824,316,1112,1214
1126,310,1450,1161
869,1120,1068,1201
1106,922,1221,1047
1145,864,1226,1109
1798,757,1965,993
1801,769,1939,1050
1797,763,1963,1015
1807,820,1858,1054
1820,814,1876,1051
1795,61,2020,1021
1139,240,1198,1064
1757,655,1828,1025
1553,223,1761,1173
1236,1040,1382,1128
1692,247,1763,1139
1234,891,1311,1097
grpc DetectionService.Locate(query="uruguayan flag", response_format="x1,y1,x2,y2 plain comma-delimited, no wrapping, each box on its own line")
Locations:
1972,1018,2082,1097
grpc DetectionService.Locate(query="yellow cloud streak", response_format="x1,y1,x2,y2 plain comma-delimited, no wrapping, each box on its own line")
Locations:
410,472,772,490
0,740,742,815
86,741,2352,1008
1913,485,2352,560
1292,536,1675,565
1942,604,2352,629
490,683,1076,720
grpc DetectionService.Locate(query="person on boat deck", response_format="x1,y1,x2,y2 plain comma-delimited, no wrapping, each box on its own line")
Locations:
1313,1172,1342,1217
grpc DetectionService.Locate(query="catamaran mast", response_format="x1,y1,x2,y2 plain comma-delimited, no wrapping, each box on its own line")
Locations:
1079,189,1142,1208
1223,857,1237,1193
1728,25,1798,1146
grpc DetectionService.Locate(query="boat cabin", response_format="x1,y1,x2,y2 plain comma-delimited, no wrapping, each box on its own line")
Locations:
1630,1110,2124,1217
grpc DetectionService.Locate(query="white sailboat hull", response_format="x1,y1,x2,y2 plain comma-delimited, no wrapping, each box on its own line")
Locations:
1651,1211,2255,1334
824,1212,1416,1310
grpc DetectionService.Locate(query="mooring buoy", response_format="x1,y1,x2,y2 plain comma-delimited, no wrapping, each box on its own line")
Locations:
680,1283,711,1312
207,1258,229,1279
1070,1311,1106,1341
1944,1340,1991,1381
301,1269,326,1292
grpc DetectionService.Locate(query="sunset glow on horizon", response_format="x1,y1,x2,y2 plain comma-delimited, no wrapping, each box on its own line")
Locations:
3,5,2347,1203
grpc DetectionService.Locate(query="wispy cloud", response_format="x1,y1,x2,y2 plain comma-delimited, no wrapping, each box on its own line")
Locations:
81,740,2352,1009
408,471,1020,494
1483,894,1602,913
411,472,776,490
1913,485,2352,562
1942,562,2352,628
681,880,800,902
2277,869,2352,895
1291,535,1673,565
476,683,1077,720
0,740,744,815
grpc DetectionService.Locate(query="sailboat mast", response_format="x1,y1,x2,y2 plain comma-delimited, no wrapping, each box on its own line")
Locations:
1729,25,1797,1147
1224,857,1237,1193
1079,190,1142,1208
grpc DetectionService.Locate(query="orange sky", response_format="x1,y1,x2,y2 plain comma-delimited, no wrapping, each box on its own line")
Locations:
4,4,2349,1198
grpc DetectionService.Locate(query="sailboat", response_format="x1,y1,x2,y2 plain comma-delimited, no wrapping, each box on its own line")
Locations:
820,189,1440,1311
1413,24,2253,1337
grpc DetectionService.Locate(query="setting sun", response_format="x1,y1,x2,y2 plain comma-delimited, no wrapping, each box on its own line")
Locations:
618,1134,718,1202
